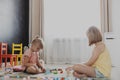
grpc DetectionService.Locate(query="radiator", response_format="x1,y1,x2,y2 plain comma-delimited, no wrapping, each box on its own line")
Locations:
46,38,92,64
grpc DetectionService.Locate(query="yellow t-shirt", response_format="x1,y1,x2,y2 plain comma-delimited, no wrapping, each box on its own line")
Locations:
92,47,112,78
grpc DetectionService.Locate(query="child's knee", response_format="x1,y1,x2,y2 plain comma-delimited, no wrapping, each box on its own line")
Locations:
73,64,82,71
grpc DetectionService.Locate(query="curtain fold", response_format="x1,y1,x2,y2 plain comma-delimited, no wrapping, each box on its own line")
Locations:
29,0,43,40
101,0,112,33
29,0,44,60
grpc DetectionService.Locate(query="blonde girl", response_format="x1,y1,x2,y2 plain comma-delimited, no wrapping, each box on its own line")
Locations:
66,26,112,78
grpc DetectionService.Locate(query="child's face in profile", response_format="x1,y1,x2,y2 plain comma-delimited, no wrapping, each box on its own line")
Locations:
31,44,41,52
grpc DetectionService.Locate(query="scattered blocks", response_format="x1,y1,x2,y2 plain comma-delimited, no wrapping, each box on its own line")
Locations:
50,68,63,74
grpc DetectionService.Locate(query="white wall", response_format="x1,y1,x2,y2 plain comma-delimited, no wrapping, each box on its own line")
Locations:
111,0,120,34
43,0,101,64
104,0,120,67
104,32,120,67
44,0,101,39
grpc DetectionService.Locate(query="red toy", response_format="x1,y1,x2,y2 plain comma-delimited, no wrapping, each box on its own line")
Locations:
58,68,63,73
0,42,17,67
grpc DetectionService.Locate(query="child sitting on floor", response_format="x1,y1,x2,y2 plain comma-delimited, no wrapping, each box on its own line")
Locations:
13,35,45,74
66,26,112,78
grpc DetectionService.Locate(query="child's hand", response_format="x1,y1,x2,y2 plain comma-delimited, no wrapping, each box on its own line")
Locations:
42,68,46,73
65,67,73,71
37,68,46,73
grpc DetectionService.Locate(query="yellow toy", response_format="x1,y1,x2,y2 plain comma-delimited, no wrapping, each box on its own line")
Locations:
12,43,22,65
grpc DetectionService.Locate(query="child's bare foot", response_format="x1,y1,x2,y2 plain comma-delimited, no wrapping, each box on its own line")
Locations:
73,71,87,78
38,68,46,73
42,68,46,73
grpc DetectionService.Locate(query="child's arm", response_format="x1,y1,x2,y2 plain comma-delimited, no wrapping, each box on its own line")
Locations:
84,45,105,66
36,53,45,69
37,59,46,72
22,49,36,67
37,59,44,69
22,55,36,67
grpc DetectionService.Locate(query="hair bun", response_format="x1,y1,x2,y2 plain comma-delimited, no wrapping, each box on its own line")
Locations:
35,35,40,39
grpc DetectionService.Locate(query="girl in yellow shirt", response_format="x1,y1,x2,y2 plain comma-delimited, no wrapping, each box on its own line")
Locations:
66,26,112,78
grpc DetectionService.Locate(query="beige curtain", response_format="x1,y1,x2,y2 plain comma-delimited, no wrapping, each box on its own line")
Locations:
29,0,43,41
101,0,112,33
29,0,44,60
